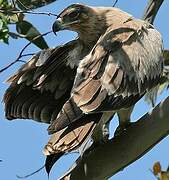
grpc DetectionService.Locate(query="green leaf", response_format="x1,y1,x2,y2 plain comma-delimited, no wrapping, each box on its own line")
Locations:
8,32,20,39
0,13,9,24
16,0,57,10
7,12,24,23
0,0,11,9
0,16,9,44
16,20,48,49
0,31,9,44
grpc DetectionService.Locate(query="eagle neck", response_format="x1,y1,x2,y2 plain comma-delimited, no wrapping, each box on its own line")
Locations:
77,14,107,47
78,28,106,49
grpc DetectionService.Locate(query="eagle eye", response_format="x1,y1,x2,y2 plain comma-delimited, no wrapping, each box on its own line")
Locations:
68,9,80,19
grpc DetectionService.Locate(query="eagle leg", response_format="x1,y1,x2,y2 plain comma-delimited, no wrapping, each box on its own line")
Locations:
91,112,115,144
82,113,115,155
114,106,134,136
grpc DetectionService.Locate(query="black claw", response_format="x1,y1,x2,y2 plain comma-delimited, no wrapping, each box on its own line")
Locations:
114,122,132,137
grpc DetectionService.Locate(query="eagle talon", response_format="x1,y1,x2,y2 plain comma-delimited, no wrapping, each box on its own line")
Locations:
101,123,110,142
114,122,132,137
92,122,110,144
84,130,110,155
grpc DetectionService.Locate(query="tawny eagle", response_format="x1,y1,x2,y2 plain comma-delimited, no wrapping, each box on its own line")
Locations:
4,3,163,173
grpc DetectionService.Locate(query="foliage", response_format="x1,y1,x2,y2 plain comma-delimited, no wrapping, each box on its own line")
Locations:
16,20,48,49
0,0,58,49
0,0,11,43
16,0,57,10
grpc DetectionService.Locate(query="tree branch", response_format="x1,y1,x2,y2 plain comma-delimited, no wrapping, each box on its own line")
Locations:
142,0,164,24
112,0,119,7
0,9,58,17
61,96,169,180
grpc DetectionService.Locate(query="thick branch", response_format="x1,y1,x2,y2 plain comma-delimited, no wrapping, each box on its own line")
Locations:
61,96,169,180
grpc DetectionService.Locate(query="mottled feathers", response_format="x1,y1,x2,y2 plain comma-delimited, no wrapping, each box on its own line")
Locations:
3,4,164,176
48,18,163,134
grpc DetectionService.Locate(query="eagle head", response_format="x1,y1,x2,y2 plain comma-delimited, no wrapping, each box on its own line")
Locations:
52,4,132,44
52,4,93,33
52,3,109,45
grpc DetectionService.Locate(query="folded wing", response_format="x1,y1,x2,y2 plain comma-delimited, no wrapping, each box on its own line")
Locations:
73,19,163,113
49,18,163,133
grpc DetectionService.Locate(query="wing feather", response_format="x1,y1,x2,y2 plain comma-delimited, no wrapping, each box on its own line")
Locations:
72,19,163,113
3,41,77,123
48,18,163,133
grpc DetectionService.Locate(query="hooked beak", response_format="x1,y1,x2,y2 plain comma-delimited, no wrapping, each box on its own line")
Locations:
52,18,65,34
52,17,80,34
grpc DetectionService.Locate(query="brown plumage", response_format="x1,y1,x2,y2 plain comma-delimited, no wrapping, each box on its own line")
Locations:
4,44,76,123
47,4,163,135
4,3,164,174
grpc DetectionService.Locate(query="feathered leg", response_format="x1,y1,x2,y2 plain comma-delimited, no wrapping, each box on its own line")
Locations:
92,112,115,143
115,106,134,136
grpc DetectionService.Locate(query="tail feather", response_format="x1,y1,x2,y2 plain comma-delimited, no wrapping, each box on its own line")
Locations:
43,112,102,175
44,114,101,156
48,98,83,134
45,153,64,176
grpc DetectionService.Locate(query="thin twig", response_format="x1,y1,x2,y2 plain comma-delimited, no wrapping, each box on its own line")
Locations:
0,31,52,74
20,53,35,58
5,0,58,17
0,60,21,73
16,165,45,179
0,9,58,17
113,0,119,7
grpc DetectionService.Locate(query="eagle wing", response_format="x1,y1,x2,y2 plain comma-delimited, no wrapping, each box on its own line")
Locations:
4,40,104,170
4,41,77,124
48,18,163,134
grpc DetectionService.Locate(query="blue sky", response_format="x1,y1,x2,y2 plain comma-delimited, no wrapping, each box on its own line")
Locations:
0,0,169,179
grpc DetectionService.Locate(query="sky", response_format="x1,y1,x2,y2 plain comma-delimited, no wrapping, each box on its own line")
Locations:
0,0,169,180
